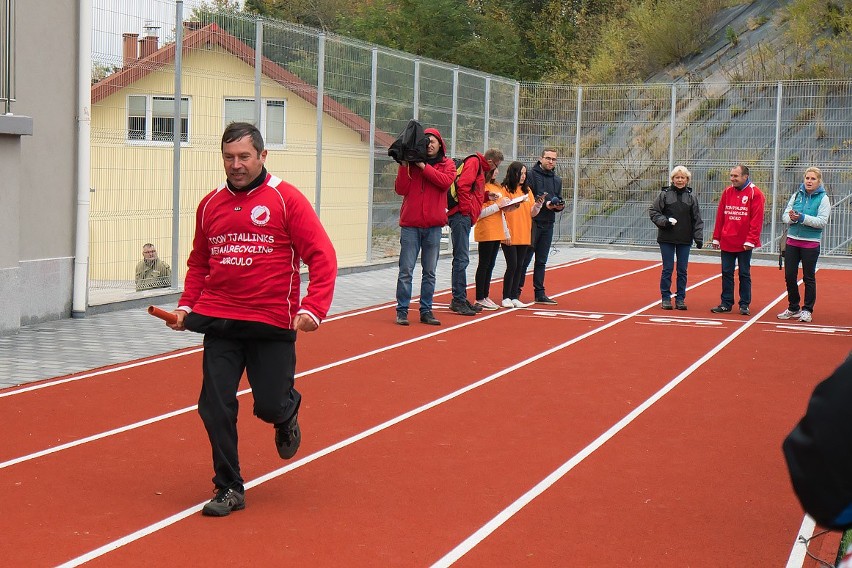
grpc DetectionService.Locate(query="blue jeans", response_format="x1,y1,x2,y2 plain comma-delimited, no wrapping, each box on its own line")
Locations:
519,221,554,297
396,226,442,315
659,242,691,301
448,212,472,302
720,249,753,308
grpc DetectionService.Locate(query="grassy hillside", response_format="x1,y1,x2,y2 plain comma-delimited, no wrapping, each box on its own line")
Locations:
578,0,852,84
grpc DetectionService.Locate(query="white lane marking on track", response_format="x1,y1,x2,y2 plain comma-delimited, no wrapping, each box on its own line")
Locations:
53,261,666,567
326,257,596,320
429,285,786,568
0,349,204,398
770,324,850,335
1,257,599,394
641,317,724,326
528,311,605,319
0,258,639,470
785,514,816,568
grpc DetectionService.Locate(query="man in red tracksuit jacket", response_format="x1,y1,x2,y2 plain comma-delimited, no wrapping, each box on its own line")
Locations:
447,148,503,316
167,122,337,517
710,164,765,316
394,127,456,326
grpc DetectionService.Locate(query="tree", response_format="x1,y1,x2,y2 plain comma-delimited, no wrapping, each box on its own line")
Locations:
244,0,358,31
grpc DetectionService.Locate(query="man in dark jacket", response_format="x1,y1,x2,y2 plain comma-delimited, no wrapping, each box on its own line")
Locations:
519,148,564,305
394,128,457,326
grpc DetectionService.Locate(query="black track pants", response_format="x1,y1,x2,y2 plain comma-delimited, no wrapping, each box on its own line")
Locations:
186,314,300,492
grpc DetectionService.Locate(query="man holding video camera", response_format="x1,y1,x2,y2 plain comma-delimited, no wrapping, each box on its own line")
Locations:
519,147,565,305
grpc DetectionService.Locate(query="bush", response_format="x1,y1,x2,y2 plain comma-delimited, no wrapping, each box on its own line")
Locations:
583,0,726,83
726,26,739,47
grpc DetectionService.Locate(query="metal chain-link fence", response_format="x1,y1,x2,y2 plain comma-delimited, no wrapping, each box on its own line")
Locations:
88,1,851,299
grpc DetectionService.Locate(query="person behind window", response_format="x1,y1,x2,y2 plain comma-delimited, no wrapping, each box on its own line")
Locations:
135,243,172,291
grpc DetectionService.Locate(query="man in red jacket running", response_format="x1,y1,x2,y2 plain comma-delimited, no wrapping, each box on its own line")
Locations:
710,164,765,316
166,122,337,517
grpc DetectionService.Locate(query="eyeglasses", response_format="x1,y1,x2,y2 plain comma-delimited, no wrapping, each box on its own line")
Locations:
542,156,557,161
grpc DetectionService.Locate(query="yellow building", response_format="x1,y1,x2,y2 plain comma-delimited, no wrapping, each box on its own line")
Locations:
90,23,392,285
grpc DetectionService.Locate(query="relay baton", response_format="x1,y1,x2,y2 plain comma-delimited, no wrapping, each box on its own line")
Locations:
147,305,178,325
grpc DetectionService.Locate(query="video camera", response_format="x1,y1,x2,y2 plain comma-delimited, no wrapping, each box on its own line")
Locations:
549,196,565,208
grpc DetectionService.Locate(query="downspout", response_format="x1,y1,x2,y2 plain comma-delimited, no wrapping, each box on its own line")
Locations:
72,0,92,318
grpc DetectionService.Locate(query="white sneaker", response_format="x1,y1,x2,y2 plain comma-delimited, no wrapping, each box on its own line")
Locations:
799,310,813,322
501,298,514,308
512,299,532,308
477,298,499,310
776,309,800,320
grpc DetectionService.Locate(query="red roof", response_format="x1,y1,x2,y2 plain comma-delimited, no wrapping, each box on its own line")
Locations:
92,23,394,147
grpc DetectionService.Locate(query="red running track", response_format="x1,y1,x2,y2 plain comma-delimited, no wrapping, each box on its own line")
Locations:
1,258,849,567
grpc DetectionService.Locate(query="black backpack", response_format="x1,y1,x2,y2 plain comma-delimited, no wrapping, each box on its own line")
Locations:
447,155,481,210
388,119,429,164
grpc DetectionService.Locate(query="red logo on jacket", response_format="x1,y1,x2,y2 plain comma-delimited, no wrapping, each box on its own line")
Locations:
251,205,271,226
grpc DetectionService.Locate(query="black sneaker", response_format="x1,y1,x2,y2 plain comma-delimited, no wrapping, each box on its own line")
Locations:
395,314,409,326
675,299,687,311
661,298,673,310
535,295,558,305
275,412,301,459
420,311,441,325
710,305,732,313
466,300,483,313
739,306,750,316
202,487,245,517
449,299,476,316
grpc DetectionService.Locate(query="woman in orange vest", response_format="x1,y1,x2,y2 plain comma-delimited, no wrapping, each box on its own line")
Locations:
473,165,512,310
500,161,543,308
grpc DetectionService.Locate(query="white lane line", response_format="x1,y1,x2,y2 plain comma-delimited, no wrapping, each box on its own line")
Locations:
0,349,204,398
785,514,816,568
55,262,665,567
1,258,598,395
430,286,786,568
0,260,647,470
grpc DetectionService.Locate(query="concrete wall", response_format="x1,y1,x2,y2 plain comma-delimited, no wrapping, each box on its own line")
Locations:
0,4,79,334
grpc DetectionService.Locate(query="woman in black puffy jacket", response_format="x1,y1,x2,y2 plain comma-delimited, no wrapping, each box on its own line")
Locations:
649,166,704,310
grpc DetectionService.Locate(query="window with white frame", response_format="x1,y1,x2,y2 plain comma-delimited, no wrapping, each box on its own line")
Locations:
224,98,286,146
127,95,190,143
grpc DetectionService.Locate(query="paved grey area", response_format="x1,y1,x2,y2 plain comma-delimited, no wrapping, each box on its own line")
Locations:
1,246,847,389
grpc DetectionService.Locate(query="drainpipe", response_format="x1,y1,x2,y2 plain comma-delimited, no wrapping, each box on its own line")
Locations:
72,0,92,317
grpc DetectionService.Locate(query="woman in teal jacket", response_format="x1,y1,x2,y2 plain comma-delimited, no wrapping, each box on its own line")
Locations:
777,166,831,323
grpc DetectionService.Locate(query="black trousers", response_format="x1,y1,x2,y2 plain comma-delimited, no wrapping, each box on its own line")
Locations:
185,313,300,492
501,243,528,300
784,244,820,313
519,221,554,297
475,240,501,301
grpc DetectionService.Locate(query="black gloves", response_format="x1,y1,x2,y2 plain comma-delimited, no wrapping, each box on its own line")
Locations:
694,239,703,249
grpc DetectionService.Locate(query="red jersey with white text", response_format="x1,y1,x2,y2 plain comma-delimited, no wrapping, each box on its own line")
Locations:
712,181,765,252
179,173,337,329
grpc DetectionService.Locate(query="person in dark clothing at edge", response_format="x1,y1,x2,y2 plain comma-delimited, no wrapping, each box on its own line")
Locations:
166,122,337,517
784,350,852,562
394,127,457,326
649,165,704,310
519,147,564,305
447,148,504,316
